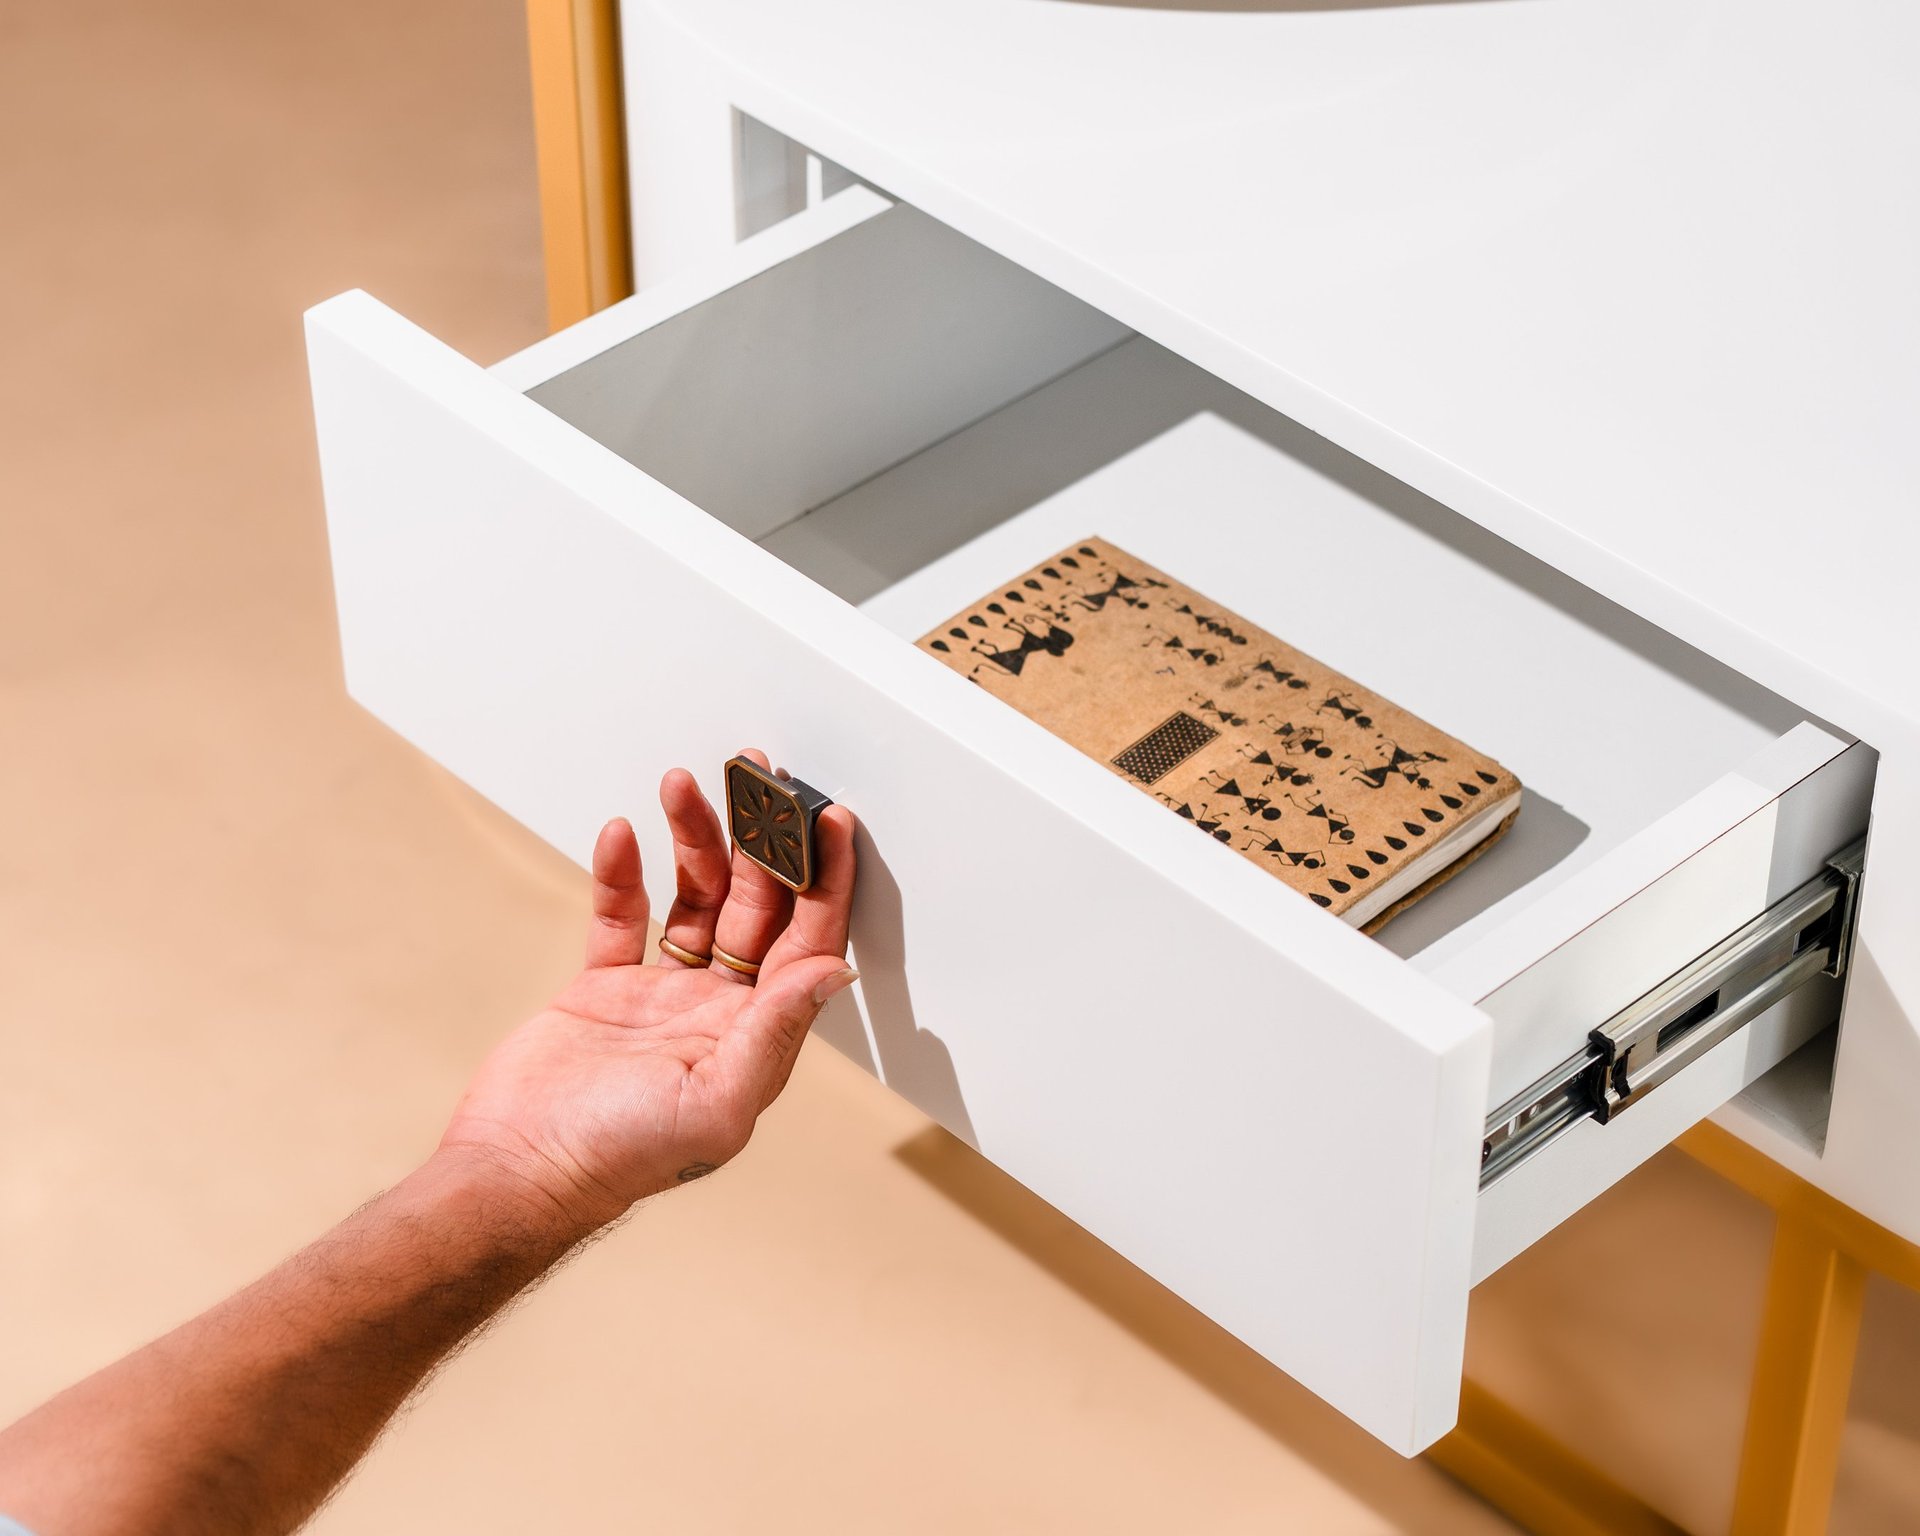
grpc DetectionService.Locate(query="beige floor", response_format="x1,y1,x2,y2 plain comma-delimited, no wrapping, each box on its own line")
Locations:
3,3,1917,1532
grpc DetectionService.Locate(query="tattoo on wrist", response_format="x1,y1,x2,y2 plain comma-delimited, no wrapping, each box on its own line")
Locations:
676,1162,719,1183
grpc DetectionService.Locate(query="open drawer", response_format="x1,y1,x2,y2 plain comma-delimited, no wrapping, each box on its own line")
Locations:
306,185,1877,1453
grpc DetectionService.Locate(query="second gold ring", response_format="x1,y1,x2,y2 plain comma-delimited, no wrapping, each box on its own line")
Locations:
711,944,762,978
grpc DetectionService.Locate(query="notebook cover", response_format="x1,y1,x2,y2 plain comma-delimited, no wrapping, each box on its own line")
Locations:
915,537,1521,925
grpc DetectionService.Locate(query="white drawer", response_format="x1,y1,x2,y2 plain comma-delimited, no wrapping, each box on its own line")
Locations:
306,185,1876,1453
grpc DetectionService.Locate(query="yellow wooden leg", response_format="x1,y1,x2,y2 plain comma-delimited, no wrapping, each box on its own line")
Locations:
526,0,632,330
1728,1218,1867,1536
1429,1382,1687,1536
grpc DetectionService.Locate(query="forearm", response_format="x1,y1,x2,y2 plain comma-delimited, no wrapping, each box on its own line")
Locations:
0,788,854,1534
0,1149,591,1536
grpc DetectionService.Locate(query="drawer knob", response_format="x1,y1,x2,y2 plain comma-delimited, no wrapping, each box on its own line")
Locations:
724,755,834,892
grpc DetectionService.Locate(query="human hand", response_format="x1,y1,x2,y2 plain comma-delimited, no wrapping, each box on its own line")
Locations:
438,752,858,1242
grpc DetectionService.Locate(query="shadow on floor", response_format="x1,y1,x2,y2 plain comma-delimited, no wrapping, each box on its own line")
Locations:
893,1124,1507,1531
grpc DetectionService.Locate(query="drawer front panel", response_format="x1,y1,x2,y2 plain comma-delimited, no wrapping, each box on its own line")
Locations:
307,289,1491,1453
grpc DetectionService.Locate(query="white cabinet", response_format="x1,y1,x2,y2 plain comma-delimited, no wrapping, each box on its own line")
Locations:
307,183,1879,1451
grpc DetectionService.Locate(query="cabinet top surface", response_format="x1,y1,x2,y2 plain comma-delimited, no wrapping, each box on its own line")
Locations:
649,0,1918,733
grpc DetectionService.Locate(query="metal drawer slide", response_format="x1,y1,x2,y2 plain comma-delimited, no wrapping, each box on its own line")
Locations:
1480,837,1866,1190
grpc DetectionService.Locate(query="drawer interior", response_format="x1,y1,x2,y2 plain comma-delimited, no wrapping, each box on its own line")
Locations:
776,352,1802,973
518,192,1841,982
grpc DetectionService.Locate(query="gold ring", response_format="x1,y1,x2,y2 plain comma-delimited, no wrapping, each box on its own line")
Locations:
658,936,712,968
711,944,762,977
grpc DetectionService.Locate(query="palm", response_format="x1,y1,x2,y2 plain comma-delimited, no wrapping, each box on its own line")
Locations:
440,759,858,1232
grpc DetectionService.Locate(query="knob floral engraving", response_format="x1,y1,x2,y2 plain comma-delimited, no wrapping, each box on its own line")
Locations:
723,757,834,892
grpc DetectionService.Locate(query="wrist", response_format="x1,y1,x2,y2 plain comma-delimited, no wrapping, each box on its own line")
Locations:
412,1142,608,1261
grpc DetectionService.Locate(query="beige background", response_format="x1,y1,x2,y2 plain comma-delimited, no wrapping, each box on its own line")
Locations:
2,2,1916,1530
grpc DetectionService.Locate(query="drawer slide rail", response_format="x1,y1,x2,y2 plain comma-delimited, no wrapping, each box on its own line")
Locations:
1479,837,1866,1191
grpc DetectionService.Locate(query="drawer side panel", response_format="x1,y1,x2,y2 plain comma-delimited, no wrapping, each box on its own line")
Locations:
526,200,1133,542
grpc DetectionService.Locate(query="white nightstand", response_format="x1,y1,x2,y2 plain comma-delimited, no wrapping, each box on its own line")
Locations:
306,0,1920,1519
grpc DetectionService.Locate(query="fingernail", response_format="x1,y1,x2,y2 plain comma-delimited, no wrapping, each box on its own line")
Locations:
812,968,860,1005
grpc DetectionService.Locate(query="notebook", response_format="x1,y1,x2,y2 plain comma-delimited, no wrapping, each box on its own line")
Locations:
915,537,1521,930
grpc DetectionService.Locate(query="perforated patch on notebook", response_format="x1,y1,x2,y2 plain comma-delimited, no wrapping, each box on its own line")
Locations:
1111,711,1219,783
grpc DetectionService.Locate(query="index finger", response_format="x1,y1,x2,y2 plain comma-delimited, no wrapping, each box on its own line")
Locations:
583,816,651,969
758,805,857,979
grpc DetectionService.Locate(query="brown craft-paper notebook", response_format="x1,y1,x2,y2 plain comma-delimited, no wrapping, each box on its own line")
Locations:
917,537,1521,931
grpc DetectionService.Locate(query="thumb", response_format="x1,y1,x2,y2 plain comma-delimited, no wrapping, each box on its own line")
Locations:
729,955,860,1107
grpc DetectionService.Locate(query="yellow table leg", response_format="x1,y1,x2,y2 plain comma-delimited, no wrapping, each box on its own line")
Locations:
1728,1217,1867,1536
526,0,632,330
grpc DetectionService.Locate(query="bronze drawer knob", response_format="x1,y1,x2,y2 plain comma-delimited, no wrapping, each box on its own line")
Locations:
724,755,833,892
